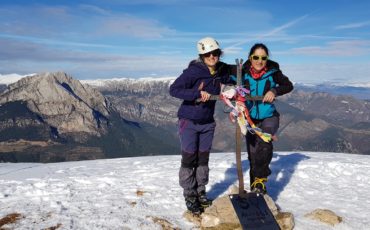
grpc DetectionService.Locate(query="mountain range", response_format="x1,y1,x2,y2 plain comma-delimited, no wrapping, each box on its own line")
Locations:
0,72,369,162
293,83,370,100
0,72,177,162
89,76,370,154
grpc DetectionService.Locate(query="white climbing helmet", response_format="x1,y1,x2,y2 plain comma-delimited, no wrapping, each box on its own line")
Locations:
197,37,220,54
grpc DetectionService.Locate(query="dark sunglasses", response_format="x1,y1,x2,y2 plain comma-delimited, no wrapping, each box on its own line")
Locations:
203,49,221,57
251,55,268,61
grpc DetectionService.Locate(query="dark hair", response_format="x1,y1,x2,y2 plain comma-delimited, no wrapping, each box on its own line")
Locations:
248,43,269,57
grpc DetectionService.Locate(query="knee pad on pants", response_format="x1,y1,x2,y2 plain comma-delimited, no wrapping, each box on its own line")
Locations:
256,141,273,162
198,151,210,166
252,141,273,177
181,151,197,168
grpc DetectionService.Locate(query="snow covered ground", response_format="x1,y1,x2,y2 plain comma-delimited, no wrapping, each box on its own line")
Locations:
1,151,370,229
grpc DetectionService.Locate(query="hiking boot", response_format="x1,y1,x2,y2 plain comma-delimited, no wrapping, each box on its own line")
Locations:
251,177,267,194
198,191,212,208
185,196,202,214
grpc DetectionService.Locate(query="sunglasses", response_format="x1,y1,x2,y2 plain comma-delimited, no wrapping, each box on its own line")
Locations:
203,49,221,57
251,55,268,61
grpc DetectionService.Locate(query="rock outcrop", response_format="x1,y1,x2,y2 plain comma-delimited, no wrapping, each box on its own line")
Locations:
184,186,295,230
305,209,343,226
0,72,111,138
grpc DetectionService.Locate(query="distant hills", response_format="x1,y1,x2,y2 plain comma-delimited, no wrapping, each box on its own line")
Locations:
0,72,369,162
294,83,370,100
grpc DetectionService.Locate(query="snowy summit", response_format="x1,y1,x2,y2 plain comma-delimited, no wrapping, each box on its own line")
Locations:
80,76,176,87
0,151,369,229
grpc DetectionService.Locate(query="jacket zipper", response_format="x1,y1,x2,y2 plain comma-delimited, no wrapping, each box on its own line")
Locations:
256,79,260,119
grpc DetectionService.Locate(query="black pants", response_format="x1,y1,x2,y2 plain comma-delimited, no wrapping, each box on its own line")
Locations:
246,115,279,185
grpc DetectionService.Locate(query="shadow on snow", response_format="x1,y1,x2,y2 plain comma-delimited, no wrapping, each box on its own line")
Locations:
208,152,309,201
267,152,310,200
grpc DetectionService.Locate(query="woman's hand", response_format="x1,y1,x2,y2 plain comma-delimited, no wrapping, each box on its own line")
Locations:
200,91,211,102
263,91,275,103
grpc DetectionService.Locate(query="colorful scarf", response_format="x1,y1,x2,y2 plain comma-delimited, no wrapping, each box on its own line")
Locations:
250,66,267,79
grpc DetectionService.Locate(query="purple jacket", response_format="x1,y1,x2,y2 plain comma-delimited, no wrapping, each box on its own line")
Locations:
169,59,231,124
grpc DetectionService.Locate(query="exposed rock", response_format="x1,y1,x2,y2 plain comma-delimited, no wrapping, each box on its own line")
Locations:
201,196,240,229
305,209,343,226
263,193,279,216
148,216,179,230
0,213,23,228
0,84,6,93
184,186,294,230
276,212,295,230
227,185,240,196
0,139,58,152
0,72,110,137
0,73,180,162
183,211,202,227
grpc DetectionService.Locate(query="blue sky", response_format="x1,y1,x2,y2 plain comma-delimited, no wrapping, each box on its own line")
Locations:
1,0,370,84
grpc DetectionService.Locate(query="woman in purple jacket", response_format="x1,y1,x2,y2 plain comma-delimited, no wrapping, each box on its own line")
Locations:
169,37,231,214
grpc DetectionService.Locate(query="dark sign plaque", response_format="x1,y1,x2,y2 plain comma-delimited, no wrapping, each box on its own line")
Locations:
229,193,280,230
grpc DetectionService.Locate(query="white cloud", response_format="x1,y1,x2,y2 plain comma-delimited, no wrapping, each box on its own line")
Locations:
0,5,175,40
0,49,188,79
0,73,35,85
290,40,370,56
335,20,370,30
282,62,370,85
96,16,175,38
78,4,111,15
225,14,309,50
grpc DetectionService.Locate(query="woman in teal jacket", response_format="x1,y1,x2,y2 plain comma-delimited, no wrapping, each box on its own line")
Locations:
242,43,293,194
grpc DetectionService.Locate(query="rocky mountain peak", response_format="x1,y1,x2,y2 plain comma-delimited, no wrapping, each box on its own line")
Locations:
0,72,111,136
